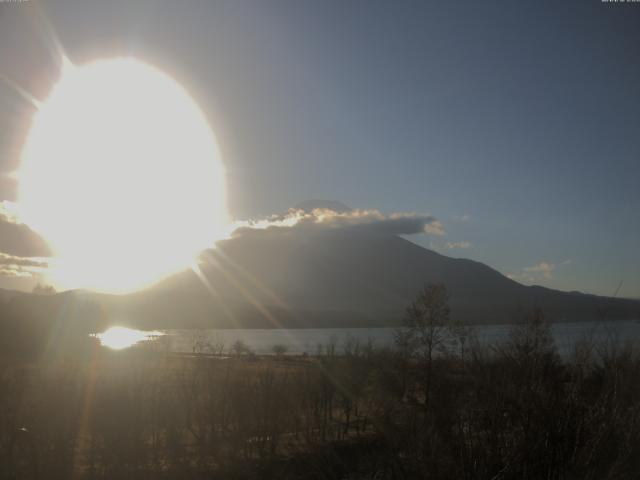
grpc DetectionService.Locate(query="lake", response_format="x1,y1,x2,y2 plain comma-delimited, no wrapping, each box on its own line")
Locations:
141,319,640,357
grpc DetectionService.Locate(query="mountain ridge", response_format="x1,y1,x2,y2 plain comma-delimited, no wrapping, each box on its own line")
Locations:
2,210,638,330
7,232,637,331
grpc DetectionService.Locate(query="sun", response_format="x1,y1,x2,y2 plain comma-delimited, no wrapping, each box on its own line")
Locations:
18,58,229,293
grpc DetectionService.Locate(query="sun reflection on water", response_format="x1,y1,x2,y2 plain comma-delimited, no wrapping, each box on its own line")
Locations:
95,326,162,350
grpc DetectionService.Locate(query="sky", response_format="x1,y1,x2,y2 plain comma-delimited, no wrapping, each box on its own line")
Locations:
0,0,639,297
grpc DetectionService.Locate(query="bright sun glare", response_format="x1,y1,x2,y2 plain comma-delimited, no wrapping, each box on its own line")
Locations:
96,326,161,350
18,58,228,293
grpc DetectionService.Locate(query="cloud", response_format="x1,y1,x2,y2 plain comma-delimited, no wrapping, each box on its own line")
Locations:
0,201,52,257
0,201,19,222
509,259,572,282
524,261,556,279
231,208,445,238
0,252,48,278
453,214,471,222
445,240,472,249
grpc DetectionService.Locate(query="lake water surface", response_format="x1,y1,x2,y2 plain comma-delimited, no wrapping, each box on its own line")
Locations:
151,319,640,356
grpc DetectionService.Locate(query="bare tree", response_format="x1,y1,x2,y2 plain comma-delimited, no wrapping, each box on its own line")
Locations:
211,332,226,356
448,320,474,363
231,339,249,357
271,344,288,358
32,283,56,295
397,282,452,407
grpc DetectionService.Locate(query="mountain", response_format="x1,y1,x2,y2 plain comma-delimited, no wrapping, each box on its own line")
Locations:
0,288,27,303
172,228,637,327
74,229,640,330
2,209,639,331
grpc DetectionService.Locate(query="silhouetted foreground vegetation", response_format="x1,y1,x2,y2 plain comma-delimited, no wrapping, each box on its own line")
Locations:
2,286,640,479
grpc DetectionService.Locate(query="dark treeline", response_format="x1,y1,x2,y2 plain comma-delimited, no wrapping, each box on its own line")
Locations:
2,283,640,479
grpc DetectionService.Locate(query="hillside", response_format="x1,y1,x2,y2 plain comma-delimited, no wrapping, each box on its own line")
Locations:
2,218,638,330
